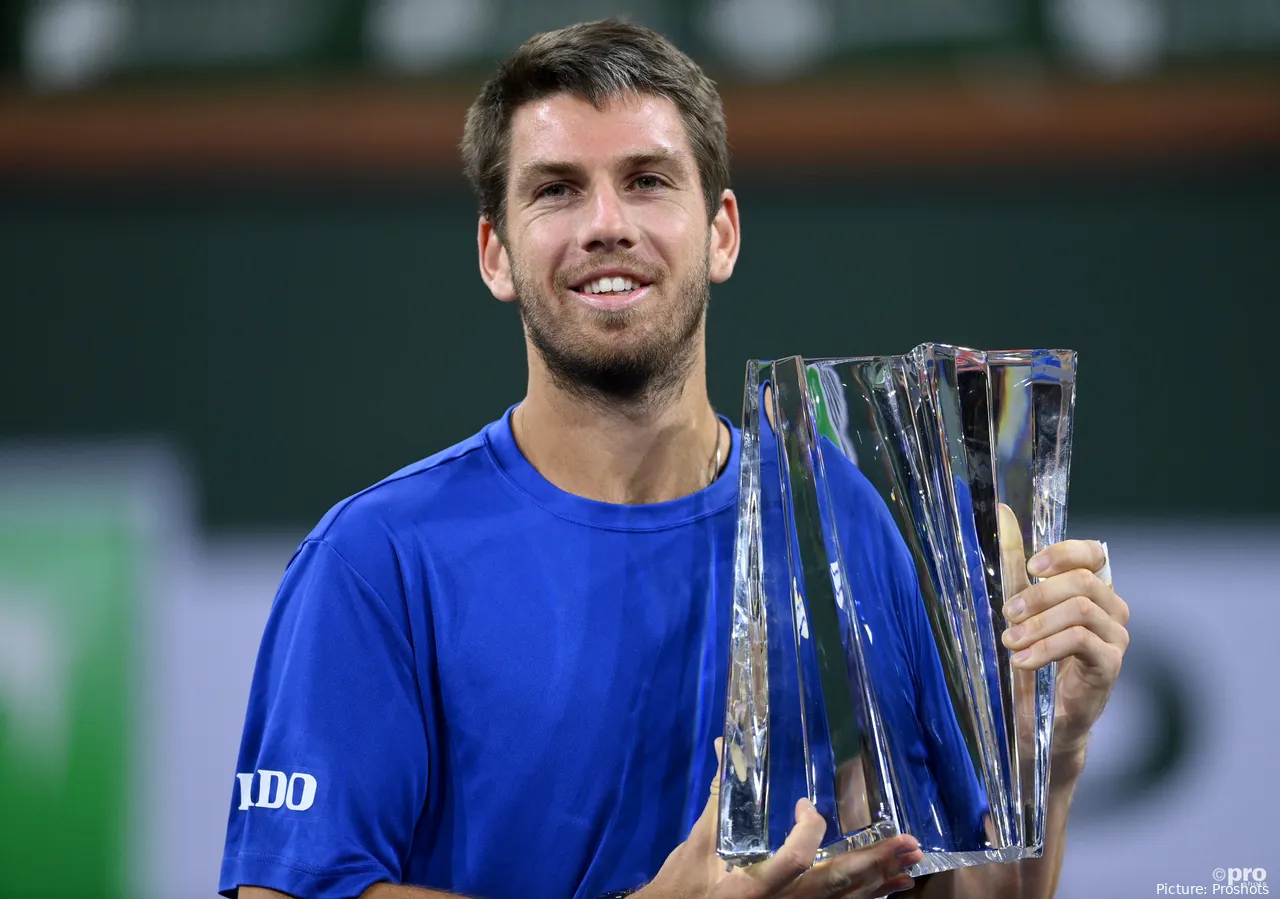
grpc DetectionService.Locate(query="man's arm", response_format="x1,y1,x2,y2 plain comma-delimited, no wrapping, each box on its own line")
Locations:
220,538,433,899
241,885,469,899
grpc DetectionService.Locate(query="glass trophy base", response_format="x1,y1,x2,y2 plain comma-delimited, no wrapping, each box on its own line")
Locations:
909,846,1044,877
812,821,1043,877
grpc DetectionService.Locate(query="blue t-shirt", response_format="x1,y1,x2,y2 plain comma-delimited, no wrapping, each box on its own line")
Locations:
220,406,982,899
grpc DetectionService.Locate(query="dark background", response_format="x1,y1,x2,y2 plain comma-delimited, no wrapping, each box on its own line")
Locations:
4,164,1276,529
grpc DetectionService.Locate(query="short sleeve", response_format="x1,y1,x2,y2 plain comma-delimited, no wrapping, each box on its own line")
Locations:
219,539,429,899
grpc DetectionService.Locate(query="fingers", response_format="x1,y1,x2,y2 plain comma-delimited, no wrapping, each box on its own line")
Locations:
741,799,828,895
1027,539,1107,580
787,834,922,899
1002,592,1130,670
998,509,1120,614
1003,565,1129,672
686,738,727,852
1005,623,1126,682
1005,566,1130,628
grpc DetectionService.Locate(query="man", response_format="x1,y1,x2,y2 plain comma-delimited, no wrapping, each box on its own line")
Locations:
220,20,1129,899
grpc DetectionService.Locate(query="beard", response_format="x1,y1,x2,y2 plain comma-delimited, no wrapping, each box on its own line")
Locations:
513,248,710,409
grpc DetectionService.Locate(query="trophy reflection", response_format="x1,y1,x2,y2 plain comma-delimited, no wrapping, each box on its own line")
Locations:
716,345,1077,876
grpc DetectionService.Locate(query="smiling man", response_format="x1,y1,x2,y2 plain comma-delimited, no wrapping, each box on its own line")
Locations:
220,20,1129,899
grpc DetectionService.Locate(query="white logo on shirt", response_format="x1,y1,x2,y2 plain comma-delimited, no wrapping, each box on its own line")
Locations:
235,769,317,811
792,577,809,639
830,561,845,610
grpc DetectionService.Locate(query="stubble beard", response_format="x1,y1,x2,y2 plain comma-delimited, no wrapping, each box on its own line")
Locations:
514,250,710,413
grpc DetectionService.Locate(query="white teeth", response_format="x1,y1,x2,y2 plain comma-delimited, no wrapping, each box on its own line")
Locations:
581,276,640,294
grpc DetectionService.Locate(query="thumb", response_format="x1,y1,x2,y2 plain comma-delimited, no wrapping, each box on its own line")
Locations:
712,736,723,799
998,503,1031,598
688,737,725,847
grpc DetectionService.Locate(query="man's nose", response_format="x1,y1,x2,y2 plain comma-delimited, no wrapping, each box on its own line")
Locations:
578,184,639,253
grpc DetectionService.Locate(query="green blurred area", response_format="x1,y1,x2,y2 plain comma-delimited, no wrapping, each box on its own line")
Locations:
2,0,1278,89
0,507,137,898
3,167,1276,529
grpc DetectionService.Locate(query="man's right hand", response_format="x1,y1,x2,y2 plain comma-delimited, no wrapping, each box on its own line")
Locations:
640,740,922,899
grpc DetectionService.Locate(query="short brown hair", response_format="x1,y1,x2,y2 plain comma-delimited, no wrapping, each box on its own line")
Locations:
460,20,730,238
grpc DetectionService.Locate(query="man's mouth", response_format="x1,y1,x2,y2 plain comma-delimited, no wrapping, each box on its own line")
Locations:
571,274,652,297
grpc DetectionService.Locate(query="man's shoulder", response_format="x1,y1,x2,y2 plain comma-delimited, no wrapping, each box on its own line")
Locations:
303,424,501,556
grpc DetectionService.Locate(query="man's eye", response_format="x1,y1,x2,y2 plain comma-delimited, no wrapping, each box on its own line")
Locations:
633,174,664,190
537,183,570,199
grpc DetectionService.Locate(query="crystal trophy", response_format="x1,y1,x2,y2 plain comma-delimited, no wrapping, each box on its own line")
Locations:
717,345,1076,876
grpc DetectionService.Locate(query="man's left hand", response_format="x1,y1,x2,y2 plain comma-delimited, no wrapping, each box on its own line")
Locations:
999,508,1131,766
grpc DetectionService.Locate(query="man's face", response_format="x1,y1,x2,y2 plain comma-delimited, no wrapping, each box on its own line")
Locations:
480,92,738,401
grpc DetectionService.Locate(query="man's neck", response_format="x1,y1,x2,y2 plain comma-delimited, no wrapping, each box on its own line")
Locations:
513,354,726,506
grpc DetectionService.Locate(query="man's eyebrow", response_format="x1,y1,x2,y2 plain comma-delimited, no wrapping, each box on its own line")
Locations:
513,160,586,194
617,149,691,178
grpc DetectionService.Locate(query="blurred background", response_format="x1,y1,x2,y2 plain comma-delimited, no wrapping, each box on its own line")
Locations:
1,1,1277,897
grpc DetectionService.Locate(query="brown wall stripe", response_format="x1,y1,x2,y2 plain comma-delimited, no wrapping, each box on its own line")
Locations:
1,74,1277,173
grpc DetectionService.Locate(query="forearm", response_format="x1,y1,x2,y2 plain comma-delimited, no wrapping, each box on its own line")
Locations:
912,749,1086,899
362,885,471,898
240,883,471,899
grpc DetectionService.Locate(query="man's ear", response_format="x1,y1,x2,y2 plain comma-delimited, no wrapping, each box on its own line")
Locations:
479,217,516,302
709,189,741,284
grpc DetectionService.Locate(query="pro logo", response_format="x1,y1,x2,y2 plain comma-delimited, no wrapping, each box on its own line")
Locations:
235,769,317,812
